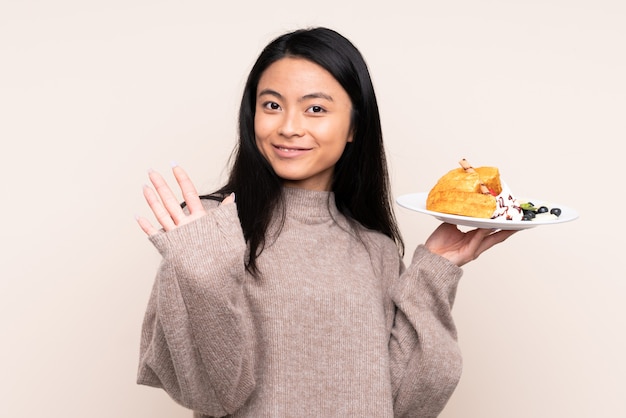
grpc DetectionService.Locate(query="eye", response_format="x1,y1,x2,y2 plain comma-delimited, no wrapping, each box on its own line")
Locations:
263,101,281,111
307,105,326,114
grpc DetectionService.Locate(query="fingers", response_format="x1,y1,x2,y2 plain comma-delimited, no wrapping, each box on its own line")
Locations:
464,228,517,263
136,215,159,236
148,169,186,225
138,164,210,236
475,229,517,256
171,165,204,214
143,183,177,231
427,224,518,266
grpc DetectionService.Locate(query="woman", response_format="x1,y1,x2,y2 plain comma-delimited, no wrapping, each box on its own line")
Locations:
136,27,515,417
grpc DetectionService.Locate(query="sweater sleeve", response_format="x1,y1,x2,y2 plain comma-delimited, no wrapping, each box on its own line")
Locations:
389,245,464,418
136,202,255,416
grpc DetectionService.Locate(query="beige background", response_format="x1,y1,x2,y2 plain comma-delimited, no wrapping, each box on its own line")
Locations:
1,0,624,417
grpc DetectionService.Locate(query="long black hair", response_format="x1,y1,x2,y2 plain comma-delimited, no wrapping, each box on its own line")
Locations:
205,27,404,274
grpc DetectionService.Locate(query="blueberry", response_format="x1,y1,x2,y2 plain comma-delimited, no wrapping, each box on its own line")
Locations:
523,210,535,219
537,206,549,214
550,208,562,217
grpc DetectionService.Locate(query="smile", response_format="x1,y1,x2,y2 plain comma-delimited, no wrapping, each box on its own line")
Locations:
272,144,312,158
275,145,311,152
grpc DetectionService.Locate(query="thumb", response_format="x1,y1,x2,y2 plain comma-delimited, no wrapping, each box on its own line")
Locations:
220,192,236,206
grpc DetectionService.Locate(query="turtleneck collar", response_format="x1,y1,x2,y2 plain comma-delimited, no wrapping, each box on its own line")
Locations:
281,187,342,222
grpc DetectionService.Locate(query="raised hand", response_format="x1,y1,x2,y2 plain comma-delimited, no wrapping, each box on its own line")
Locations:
424,223,517,267
136,164,233,236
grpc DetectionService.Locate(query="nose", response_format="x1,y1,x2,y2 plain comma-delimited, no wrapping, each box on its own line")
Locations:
278,111,305,138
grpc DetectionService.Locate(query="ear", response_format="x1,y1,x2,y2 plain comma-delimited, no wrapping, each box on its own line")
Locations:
347,108,357,143
346,121,355,143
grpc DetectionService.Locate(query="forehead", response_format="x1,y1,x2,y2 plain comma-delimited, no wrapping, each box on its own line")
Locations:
257,57,345,96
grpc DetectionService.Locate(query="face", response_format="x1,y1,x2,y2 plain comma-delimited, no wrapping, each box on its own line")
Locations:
254,57,353,191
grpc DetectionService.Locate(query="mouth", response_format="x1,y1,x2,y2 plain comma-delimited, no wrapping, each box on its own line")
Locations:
273,144,312,152
271,143,313,159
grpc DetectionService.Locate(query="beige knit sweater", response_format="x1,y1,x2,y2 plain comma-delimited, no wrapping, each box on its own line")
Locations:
137,187,463,417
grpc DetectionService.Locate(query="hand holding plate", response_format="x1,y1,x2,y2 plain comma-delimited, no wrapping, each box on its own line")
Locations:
425,223,517,267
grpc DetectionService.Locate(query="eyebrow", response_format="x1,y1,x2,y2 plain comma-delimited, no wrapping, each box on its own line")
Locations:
257,88,334,102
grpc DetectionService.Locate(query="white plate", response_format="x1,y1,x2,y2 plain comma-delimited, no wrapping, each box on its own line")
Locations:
396,192,579,230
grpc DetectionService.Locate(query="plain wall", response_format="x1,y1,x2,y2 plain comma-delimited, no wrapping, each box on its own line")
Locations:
1,1,624,417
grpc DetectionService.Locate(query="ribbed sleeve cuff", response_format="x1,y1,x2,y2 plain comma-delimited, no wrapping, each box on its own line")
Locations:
148,203,245,261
